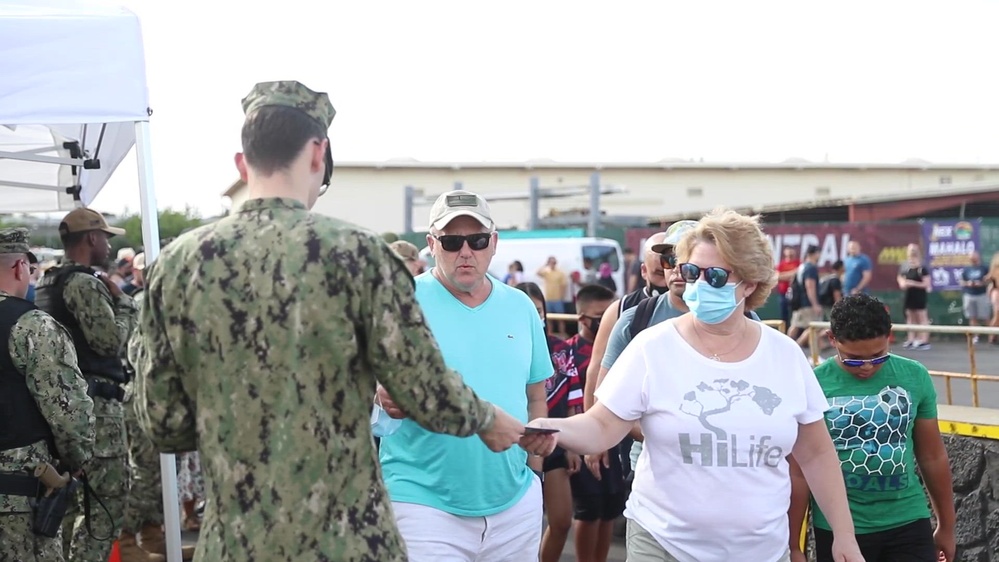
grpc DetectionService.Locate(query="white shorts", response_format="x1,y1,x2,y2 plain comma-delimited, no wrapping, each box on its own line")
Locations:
392,477,543,562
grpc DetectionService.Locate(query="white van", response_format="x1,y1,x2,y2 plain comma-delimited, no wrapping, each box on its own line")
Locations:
418,236,625,300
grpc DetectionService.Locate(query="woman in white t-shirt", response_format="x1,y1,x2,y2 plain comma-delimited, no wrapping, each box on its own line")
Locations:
522,209,863,562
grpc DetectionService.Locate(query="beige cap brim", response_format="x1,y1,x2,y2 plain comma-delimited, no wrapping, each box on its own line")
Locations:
102,226,126,237
431,211,492,231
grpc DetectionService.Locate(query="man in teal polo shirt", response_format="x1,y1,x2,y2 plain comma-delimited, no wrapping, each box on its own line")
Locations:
376,190,552,562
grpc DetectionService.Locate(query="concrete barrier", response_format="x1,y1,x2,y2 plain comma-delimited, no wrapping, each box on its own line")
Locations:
939,405,999,560
802,406,999,561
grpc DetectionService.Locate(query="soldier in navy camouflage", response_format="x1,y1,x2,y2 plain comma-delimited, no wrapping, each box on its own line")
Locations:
33,208,138,562
0,227,95,562
128,80,528,562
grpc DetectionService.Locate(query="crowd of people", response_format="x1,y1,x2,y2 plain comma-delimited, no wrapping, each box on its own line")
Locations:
778,238,999,354
0,78,959,562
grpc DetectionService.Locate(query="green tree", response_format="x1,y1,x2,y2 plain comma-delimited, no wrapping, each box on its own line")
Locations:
111,207,206,254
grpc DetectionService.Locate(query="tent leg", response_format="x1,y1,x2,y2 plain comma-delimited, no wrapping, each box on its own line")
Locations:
134,121,183,562
135,121,161,259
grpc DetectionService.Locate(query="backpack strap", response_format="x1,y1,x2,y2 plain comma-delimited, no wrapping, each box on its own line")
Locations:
628,297,658,340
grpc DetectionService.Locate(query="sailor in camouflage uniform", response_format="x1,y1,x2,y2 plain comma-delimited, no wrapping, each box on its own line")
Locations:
0,228,95,562
34,209,138,562
119,252,177,562
127,80,528,562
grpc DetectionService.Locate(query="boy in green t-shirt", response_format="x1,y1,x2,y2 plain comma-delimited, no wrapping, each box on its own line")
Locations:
789,294,955,562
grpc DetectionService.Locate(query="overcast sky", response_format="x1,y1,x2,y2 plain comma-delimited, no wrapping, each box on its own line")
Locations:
91,0,999,217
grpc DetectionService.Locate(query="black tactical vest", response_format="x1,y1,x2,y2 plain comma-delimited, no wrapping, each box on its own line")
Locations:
34,265,126,383
0,296,56,452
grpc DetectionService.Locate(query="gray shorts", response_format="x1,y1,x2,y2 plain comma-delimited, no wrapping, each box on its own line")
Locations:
963,293,992,320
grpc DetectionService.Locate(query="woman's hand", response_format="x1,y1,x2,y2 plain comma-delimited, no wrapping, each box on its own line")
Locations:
831,536,865,562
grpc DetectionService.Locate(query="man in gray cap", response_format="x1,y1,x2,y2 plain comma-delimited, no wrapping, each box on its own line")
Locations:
0,228,95,562
375,189,552,562
128,81,526,562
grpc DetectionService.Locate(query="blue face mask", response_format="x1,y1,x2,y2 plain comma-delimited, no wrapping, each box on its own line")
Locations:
370,398,403,438
682,280,745,324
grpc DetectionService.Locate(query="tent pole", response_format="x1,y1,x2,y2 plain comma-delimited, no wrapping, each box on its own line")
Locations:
134,120,182,562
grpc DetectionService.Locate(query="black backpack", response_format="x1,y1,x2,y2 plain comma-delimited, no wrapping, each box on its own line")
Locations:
628,295,753,339
786,272,805,312
817,275,836,307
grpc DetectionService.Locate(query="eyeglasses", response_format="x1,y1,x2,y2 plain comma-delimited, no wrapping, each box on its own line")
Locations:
838,353,891,368
433,233,491,252
677,263,732,288
659,252,677,269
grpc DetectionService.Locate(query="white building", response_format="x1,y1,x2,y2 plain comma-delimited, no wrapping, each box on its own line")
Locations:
223,159,999,233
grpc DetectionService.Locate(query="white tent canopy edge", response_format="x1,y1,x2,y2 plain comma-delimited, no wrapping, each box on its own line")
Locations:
0,2,181,561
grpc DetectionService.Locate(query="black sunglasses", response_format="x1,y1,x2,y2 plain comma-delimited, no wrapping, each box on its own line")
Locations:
678,263,732,288
659,252,677,269
434,233,491,252
838,353,891,368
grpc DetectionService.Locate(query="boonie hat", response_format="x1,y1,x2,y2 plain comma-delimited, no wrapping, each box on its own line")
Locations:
389,240,420,262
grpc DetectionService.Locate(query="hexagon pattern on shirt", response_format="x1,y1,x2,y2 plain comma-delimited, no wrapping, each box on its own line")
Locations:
825,385,911,475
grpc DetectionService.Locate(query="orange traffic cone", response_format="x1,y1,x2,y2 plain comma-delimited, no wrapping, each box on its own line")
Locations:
108,541,121,562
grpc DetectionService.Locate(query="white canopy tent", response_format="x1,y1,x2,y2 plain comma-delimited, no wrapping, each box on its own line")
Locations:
0,1,183,560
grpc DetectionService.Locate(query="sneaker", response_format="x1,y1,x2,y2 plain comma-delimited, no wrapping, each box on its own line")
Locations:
902,341,914,349
914,342,932,350
973,335,980,345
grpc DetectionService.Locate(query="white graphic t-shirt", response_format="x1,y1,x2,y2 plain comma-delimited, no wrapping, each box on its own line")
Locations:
595,319,829,562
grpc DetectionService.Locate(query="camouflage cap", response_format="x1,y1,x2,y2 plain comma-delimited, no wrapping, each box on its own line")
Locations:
241,81,336,130
389,240,420,262
651,219,699,253
0,227,37,263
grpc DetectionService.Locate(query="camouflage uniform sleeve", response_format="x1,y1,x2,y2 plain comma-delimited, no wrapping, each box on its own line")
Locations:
63,272,138,357
127,262,197,452
10,311,95,471
360,236,495,436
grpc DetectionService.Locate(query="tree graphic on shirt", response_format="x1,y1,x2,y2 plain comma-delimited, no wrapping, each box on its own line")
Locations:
679,379,782,439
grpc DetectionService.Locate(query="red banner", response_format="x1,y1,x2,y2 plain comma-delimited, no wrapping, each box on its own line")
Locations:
626,222,920,292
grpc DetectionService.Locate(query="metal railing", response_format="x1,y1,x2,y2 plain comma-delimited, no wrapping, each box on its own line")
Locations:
807,322,999,407
546,313,997,407
546,313,786,337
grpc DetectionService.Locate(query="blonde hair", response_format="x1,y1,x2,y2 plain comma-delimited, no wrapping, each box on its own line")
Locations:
988,251,999,283
674,207,778,310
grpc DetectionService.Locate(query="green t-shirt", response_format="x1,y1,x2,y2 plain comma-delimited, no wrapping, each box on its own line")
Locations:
811,354,936,534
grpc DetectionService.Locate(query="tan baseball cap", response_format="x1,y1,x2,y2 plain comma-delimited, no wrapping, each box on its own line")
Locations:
428,190,493,231
132,252,146,271
59,207,126,237
388,240,420,262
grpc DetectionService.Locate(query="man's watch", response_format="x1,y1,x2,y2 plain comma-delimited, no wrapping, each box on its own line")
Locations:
531,468,544,484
